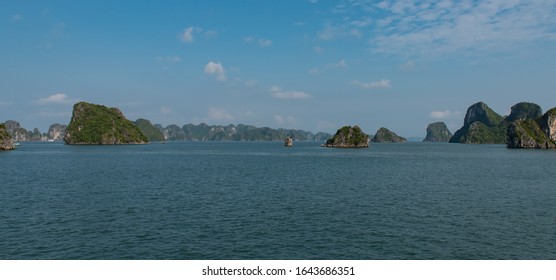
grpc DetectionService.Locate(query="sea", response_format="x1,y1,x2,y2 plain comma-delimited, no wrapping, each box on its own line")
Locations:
1,141,555,260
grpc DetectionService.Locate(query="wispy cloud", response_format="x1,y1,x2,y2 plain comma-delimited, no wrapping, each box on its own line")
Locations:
351,79,391,89
324,0,556,57
318,25,361,40
180,27,195,42
429,110,461,119
258,38,272,47
327,59,347,68
204,61,227,81
208,107,234,121
36,93,75,105
0,100,12,106
270,86,312,99
245,36,273,47
179,26,217,43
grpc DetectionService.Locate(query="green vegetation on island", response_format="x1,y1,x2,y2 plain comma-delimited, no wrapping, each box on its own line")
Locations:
159,123,331,142
135,118,165,142
507,107,556,149
322,125,369,148
449,102,507,144
0,123,15,150
423,122,452,142
64,102,148,145
371,127,406,143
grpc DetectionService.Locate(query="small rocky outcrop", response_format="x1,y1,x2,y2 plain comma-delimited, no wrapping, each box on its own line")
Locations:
64,102,148,145
507,108,556,149
284,136,293,147
423,122,452,142
371,127,406,143
449,102,506,144
322,125,369,148
0,123,15,150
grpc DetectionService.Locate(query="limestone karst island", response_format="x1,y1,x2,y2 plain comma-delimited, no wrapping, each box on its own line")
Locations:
322,125,369,148
64,102,148,145
2,100,555,149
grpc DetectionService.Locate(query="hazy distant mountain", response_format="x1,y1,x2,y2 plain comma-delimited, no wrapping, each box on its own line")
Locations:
156,123,331,142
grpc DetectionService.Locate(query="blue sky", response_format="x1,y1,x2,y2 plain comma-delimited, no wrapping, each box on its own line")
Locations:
1,0,556,137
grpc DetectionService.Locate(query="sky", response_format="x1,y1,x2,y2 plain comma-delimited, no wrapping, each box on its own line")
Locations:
1,0,556,137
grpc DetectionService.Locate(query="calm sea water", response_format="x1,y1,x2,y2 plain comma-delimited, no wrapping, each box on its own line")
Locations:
1,142,555,259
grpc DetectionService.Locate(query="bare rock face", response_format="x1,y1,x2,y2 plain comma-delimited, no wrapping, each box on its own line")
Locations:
507,108,556,149
0,123,15,150
47,124,67,141
322,125,369,148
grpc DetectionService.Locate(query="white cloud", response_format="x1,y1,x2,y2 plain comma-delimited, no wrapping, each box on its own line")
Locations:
208,107,234,121
270,86,312,99
36,93,75,105
179,27,216,43
429,110,462,119
309,67,319,75
314,46,324,53
258,39,272,47
204,61,226,81
244,36,254,43
351,79,391,89
180,27,195,42
0,100,12,106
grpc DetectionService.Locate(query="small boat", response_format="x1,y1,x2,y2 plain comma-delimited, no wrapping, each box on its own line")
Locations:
14,142,22,146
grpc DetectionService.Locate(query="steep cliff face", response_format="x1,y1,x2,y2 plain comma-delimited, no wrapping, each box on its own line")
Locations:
423,122,452,142
371,127,406,143
4,120,28,142
0,123,15,150
47,124,67,141
508,108,556,149
450,102,506,144
64,102,148,145
322,125,369,148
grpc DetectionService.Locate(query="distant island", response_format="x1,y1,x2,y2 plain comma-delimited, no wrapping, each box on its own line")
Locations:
4,100,556,149
322,125,369,148
64,102,148,145
424,122,452,142
371,127,406,143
